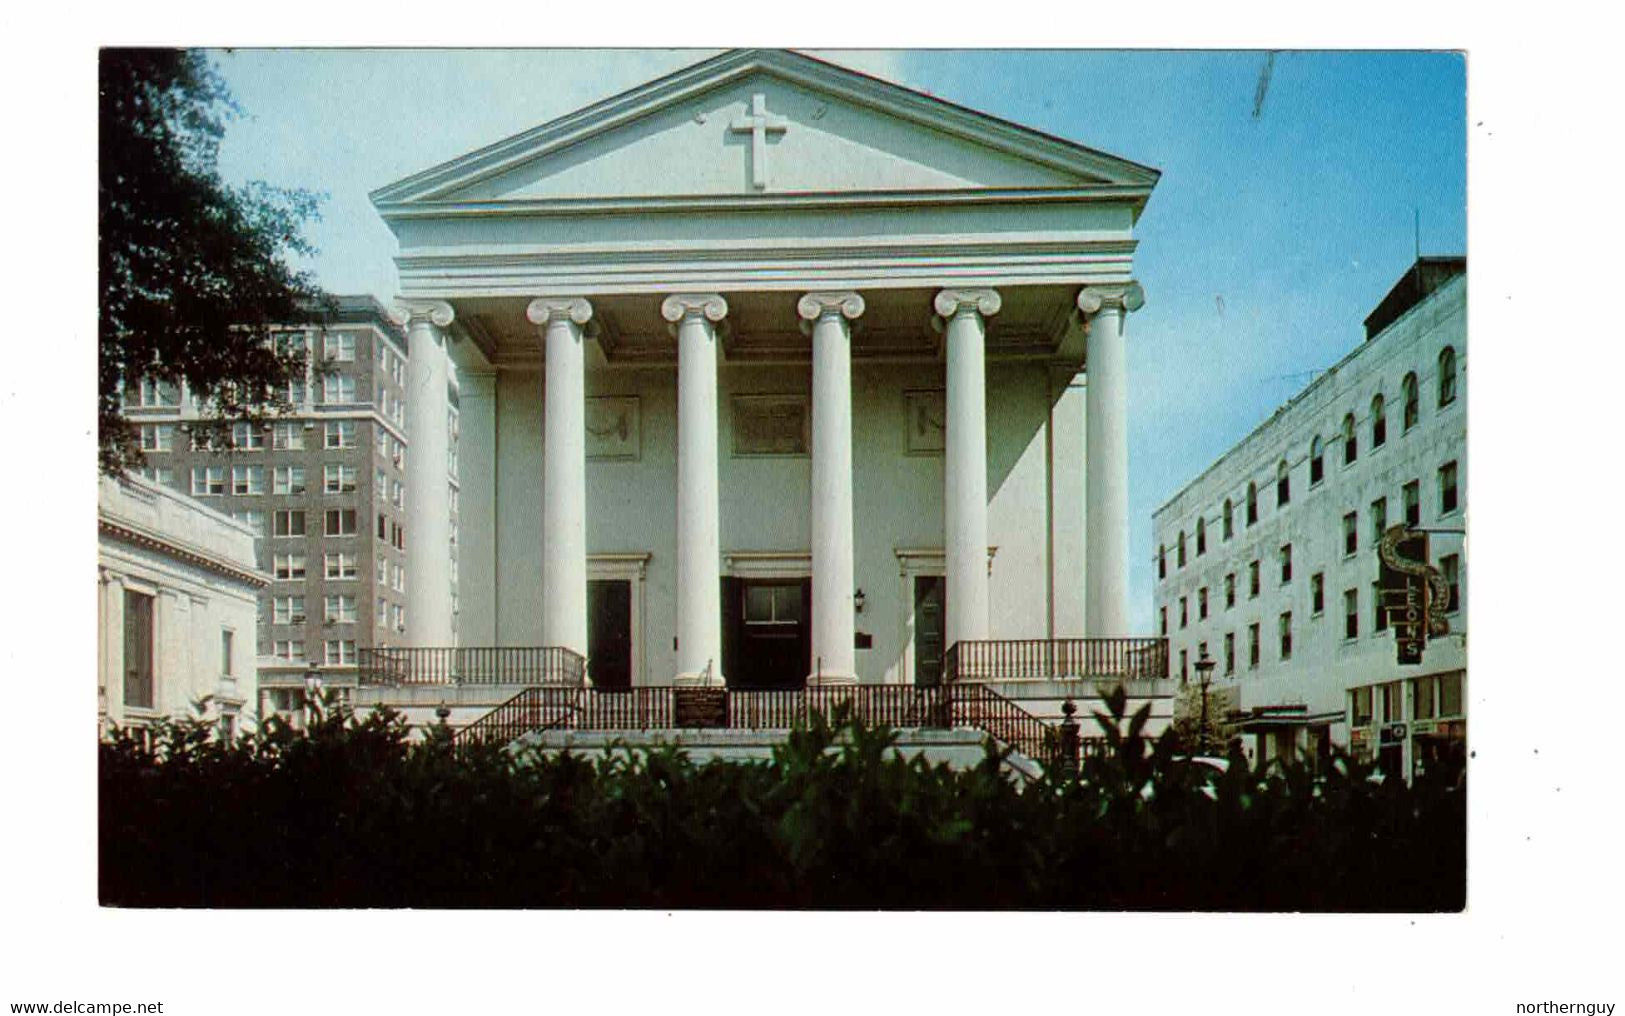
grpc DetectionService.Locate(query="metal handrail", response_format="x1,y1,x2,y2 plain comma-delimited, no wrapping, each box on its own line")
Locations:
358,646,586,687
943,638,1169,683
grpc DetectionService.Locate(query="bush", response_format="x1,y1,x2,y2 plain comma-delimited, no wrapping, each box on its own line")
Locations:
99,691,1464,910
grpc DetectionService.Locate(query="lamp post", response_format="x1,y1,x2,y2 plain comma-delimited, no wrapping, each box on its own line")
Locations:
1193,650,1217,755
302,665,323,731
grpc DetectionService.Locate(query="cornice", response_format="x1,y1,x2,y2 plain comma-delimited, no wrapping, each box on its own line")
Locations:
98,518,269,588
374,185,1154,222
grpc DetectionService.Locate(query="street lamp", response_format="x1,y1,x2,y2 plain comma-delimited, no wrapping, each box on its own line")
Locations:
1193,650,1217,755
302,665,323,731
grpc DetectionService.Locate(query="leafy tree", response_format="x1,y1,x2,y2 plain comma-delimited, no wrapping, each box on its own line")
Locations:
99,48,330,475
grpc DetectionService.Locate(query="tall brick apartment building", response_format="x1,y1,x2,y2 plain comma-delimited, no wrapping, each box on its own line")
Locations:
121,296,459,717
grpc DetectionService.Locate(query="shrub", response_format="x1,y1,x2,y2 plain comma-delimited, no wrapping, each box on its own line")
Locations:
99,691,1464,910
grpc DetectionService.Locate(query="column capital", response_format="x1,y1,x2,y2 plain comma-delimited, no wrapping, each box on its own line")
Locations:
1076,282,1146,317
388,298,456,330
933,288,1002,322
526,297,594,327
661,293,729,324
797,291,866,323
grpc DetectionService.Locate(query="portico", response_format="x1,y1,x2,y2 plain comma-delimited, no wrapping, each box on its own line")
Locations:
369,49,1163,699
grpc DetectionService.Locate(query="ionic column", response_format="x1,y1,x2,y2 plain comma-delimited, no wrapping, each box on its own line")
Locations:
391,299,457,648
1077,283,1144,638
663,294,730,687
799,291,865,686
933,288,1001,650
527,297,593,661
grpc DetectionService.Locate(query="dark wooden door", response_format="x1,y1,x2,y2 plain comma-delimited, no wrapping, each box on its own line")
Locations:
723,577,810,690
913,575,946,687
587,579,632,689
123,590,154,709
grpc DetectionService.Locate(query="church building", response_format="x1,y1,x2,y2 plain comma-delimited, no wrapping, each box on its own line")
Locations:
367,49,1165,710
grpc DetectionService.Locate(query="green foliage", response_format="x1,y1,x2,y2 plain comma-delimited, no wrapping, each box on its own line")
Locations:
100,693,1464,910
99,48,331,475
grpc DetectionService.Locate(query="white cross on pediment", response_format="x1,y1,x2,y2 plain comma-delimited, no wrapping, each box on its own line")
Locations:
728,93,788,191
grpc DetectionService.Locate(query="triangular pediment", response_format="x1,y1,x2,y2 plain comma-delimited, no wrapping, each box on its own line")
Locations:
372,50,1158,208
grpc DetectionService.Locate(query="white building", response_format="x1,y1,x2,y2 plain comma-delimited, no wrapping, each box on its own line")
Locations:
1152,257,1466,777
358,49,1172,739
98,472,269,736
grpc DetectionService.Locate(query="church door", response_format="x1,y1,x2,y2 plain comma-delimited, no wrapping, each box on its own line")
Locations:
913,575,946,687
721,577,811,690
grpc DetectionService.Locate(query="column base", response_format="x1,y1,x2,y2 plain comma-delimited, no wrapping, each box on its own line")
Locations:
806,670,859,688
673,670,726,689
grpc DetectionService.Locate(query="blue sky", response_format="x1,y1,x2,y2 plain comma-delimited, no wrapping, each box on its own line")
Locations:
212,48,1465,630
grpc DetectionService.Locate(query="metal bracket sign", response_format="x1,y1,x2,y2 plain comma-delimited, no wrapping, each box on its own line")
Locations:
1377,525,1448,665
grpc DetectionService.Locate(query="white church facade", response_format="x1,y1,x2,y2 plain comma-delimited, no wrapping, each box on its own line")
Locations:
364,49,1167,721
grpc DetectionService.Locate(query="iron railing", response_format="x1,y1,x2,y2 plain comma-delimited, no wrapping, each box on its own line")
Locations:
357,646,586,687
455,686,584,746
728,686,952,730
943,638,1169,683
948,683,1055,762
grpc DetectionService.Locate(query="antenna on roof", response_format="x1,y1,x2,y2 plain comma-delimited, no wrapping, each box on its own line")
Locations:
1414,207,1421,261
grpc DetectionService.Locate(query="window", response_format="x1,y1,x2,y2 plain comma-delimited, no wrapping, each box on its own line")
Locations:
1309,436,1324,485
1195,517,1206,556
1310,572,1325,615
393,564,405,592
1222,499,1233,540
231,465,265,495
1371,394,1387,448
376,429,390,457
325,420,357,449
191,465,225,496
1224,573,1236,609
377,596,389,626
281,377,308,407
273,553,307,580
376,468,388,498
273,640,307,662
231,508,265,537
273,596,306,625
1438,346,1457,407
273,509,306,538
139,424,174,452
1439,461,1459,515
1279,544,1292,584
376,559,388,585
136,378,180,408
220,628,235,677
1177,531,1187,568
1439,672,1463,716
1276,460,1291,508
1402,372,1419,431
1248,560,1260,598
743,582,805,627
273,466,306,495
393,523,404,550
323,375,358,404
1373,583,1389,632
1159,606,1168,637
1403,480,1421,528
272,421,305,450
1279,612,1293,661
1413,676,1436,720
1344,589,1359,639
1381,682,1403,723
1441,553,1461,613
1248,623,1260,669
392,480,404,509
1246,482,1258,526
325,552,358,580
275,330,310,358
1198,587,1209,621
324,639,357,666
142,465,175,488
232,422,266,450
325,508,357,536
1351,687,1374,727
325,332,356,362
324,464,357,494
1371,497,1388,544
1179,649,1188,683
1342,413,1357,465
325,594,358,623
1158,545,1166,580
377,513,388,541
393,603,406,631
1343,511,1358,557
1179,596,1188,629
1223,633,1235,675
